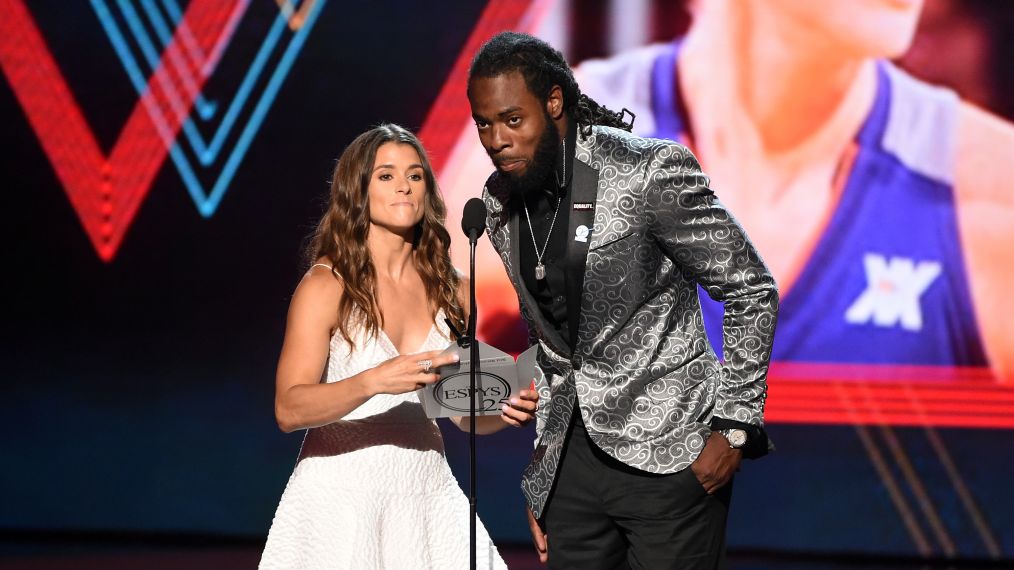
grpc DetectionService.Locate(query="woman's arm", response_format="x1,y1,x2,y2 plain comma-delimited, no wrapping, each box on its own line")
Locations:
955,103,1014,383
274,265,457,432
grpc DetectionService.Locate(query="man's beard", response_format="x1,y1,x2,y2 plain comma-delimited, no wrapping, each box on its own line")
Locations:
500,114,560,196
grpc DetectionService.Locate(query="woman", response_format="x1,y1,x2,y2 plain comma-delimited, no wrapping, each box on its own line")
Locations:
573,0,1014,372
569,0,1014,557
259,124,537,569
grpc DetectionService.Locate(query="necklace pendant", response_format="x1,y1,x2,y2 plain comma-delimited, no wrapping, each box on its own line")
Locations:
535,263,546,280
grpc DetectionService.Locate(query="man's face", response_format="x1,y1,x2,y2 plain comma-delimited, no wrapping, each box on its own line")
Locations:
468,71,559,194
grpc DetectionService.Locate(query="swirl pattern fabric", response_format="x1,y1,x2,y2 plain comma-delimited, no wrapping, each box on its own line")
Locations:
483,126,778,518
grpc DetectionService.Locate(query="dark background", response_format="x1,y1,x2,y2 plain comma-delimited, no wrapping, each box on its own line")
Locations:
1,0,495,537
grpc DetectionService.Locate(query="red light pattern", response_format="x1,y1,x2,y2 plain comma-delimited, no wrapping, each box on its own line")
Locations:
0,0,240,260
418,0,533,173
767,362,1014,429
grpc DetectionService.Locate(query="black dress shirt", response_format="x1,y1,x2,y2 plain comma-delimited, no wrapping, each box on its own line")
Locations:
518,120,577,350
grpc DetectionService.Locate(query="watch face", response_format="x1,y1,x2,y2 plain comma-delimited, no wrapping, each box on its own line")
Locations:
726,429,747,447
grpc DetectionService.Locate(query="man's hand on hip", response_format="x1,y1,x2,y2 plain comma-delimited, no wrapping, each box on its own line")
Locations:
690,431,742,494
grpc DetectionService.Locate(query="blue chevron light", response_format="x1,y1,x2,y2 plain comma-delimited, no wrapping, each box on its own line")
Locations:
132,0,220,121
91,0,326,217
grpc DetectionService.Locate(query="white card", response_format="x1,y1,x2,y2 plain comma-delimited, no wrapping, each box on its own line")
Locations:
418,341,531,419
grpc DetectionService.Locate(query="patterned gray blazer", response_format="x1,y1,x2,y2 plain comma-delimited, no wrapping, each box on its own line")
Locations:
481,125,779,518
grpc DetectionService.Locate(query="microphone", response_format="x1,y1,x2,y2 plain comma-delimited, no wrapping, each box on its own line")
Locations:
461,198,487,243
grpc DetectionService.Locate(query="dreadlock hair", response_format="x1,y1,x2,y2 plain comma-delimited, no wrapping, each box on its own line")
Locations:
467,31,634,137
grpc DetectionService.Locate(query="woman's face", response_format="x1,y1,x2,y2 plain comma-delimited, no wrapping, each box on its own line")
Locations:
367,142,428,235
757,0,925,58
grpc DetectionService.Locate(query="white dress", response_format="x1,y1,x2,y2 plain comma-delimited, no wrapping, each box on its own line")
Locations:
259,315,507,569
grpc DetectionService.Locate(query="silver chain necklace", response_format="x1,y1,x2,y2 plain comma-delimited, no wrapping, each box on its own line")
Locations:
523,139,565,281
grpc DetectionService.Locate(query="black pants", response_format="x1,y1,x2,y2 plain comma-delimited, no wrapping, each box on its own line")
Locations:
542,415,732,570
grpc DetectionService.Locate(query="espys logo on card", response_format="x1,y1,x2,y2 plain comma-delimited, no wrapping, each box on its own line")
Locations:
434,372,512,413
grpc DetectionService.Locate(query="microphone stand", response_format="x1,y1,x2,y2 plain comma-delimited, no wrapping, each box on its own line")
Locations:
466,229,479,570
460,198,485,570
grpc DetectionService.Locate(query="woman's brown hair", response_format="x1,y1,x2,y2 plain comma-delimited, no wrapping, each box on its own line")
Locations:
307,124,465,347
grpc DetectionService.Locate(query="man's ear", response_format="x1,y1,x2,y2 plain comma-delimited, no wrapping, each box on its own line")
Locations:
546,85,564,120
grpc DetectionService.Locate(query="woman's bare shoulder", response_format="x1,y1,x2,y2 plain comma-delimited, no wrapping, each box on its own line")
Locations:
289,259,343,320
955,103,1014,205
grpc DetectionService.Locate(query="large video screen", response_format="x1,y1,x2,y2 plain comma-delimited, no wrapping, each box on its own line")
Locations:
4,0,1013,559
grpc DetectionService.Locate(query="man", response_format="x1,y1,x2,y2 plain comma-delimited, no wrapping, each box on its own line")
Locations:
466,32,778,568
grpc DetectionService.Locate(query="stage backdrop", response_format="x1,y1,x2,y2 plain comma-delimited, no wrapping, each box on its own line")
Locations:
3,0,1013,560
